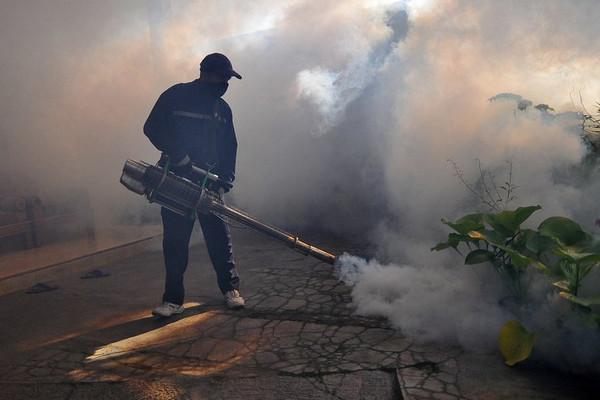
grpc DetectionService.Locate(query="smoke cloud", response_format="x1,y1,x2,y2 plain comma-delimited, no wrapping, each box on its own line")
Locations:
2,0,600,370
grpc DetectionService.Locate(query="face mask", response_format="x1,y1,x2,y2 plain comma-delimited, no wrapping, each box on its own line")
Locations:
208,82,229,98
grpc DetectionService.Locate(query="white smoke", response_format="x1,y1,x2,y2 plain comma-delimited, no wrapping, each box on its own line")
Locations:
337,252,514,349
2,0,600,371
330,0,600,372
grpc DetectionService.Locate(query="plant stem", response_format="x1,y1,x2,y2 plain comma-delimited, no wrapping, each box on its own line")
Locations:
574,262,580,296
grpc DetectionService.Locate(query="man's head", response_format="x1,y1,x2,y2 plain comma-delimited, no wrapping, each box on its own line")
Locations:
200,53,242,82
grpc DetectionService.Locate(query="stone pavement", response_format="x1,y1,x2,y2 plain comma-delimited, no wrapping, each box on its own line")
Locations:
0,227,598,399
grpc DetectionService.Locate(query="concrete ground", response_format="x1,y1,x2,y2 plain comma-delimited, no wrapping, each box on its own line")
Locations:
0,226,598,399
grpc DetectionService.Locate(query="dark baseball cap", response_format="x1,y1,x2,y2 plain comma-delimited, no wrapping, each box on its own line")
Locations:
200,53,242,79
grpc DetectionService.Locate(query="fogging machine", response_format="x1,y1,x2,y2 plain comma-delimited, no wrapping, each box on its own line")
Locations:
120,159,336,265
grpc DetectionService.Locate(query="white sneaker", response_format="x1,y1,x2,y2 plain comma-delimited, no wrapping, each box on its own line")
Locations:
224,290,245,309
152,302,185,317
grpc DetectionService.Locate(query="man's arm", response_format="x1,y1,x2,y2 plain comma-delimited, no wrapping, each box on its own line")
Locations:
215,103,238,185
143,89,188,164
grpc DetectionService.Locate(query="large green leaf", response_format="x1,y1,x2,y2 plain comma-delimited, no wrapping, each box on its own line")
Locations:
552,249,600,264
484,206,541,237
558,292,600,308
465,249,496,265
510,205,543,226
468,230,541,269
501,246,536,269
484,214,512,237
538,217,591,248
474,234,550,272
431,233,472,251
441,213,484,235
499,320,538,366
526,233,558,255
552,260,579,285
468,229,506,246
551,253,600,288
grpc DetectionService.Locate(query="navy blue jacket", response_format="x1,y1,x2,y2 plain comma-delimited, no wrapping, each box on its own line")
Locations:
144,79,237,185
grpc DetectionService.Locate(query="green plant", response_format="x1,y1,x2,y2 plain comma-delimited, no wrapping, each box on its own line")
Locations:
434,207,600,365
434,161,600,366
432,205,543,302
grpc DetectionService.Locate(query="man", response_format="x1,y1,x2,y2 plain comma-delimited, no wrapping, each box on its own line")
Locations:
144,53,244,317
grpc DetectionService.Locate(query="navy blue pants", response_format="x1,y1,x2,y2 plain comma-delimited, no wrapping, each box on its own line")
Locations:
160,206,239,305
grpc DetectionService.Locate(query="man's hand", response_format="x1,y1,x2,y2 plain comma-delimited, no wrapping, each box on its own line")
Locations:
208,180,233,194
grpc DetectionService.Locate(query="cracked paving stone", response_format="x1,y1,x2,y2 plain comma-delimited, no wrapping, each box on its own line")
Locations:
254,350,279,364
286,298,307,309
255,296,289,309
344,349,389,365
207,340,247,362
186,337,223,359
167,342,191,357
423,377,446,392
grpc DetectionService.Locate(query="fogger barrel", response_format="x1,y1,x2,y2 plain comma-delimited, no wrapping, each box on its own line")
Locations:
120,159,336,265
